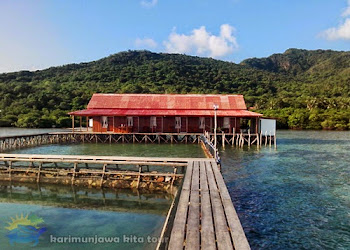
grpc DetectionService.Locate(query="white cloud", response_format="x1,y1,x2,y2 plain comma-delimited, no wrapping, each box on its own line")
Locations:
322,18,350,40
321,1,350,40
342,0,350,17
163,24,238,58
135,38,158,49
140,0,158,8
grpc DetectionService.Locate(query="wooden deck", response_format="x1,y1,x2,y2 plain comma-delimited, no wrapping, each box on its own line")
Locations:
0,152,250,249
167,159,250,250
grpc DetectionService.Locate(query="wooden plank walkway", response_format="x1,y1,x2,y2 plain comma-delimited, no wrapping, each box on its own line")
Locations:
168,159,250,250
0,153,250,249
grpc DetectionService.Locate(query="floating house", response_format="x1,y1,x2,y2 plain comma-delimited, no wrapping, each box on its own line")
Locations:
69,93,262,134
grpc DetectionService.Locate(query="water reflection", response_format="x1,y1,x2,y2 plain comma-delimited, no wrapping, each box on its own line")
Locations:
0,181,172,215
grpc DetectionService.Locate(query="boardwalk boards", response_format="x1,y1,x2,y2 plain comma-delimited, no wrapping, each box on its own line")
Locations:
168,159,250,250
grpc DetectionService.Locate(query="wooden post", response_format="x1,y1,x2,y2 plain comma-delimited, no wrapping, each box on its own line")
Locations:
232,128,235,146
72,115,75,133
86,116,89,131
101,164,107,187
79,116,82,132
72,163,77,185
8,161,12,180
214,106,218,150
274,131,277,149
269,131,272,147
240,132,243,148
248,129,251,148
222,131,225,148
136,165,142,189
37,162,42,183
171,167,177,188
265,131,268,147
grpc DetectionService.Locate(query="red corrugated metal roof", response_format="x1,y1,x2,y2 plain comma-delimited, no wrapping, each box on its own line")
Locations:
69,108,262,117
86,94,247,110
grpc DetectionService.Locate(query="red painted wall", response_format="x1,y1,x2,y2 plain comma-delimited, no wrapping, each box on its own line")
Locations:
90,115,247,133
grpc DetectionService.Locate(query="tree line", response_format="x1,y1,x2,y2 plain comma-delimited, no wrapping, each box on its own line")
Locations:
0,49,349,130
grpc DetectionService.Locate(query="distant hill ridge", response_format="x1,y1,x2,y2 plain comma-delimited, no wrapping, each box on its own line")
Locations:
0,49,349,129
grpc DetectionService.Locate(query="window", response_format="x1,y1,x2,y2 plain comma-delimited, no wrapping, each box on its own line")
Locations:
175,117,181,129
101,116,108,128
150,116,157,127
223,117,230,128
89,119,93,127
127,117,133,127
199,117,205,129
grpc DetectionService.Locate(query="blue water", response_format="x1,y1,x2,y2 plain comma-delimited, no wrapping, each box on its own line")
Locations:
220,130,350,249
1,128,350,249
0,130,206,249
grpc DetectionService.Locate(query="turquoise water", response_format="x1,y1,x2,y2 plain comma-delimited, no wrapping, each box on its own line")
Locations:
220,131,350,249
0,128,205,249
1,128,350,249
0,182,171,249
0,128,69,137
9,143,205,158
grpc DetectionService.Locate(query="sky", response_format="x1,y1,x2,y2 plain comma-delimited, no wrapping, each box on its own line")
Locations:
0,0,350,73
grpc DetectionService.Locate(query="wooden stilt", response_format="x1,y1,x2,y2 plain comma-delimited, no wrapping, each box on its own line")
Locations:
71,163,77,185
8,161,12,180
248,129,251,148
222,132,225,148
72,115,75,133
37,162,42,183
136,165,142,189
86,116,89,132
232,128,235,146
101,164,107,187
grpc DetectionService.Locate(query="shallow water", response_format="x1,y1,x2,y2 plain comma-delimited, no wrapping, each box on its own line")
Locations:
1,128,350,249
220,130,350,249
0,128,205,249
0,127,69,137
9,143,205,158
0,182,171,249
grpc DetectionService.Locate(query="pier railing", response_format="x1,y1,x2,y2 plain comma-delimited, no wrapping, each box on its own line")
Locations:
0,154,189,192
0,131,276,153
200,133,221,165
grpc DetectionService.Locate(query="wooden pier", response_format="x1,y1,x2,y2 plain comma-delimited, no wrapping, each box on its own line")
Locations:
0,154,188,192
164,159,250,250
0,153,250,249
0,131,276,152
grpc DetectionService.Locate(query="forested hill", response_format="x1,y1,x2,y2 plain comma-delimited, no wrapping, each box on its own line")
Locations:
0,49,349,129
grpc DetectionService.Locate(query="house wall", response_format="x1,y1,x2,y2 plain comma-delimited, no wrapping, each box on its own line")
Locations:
89,115,252,133
163,117,176,133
